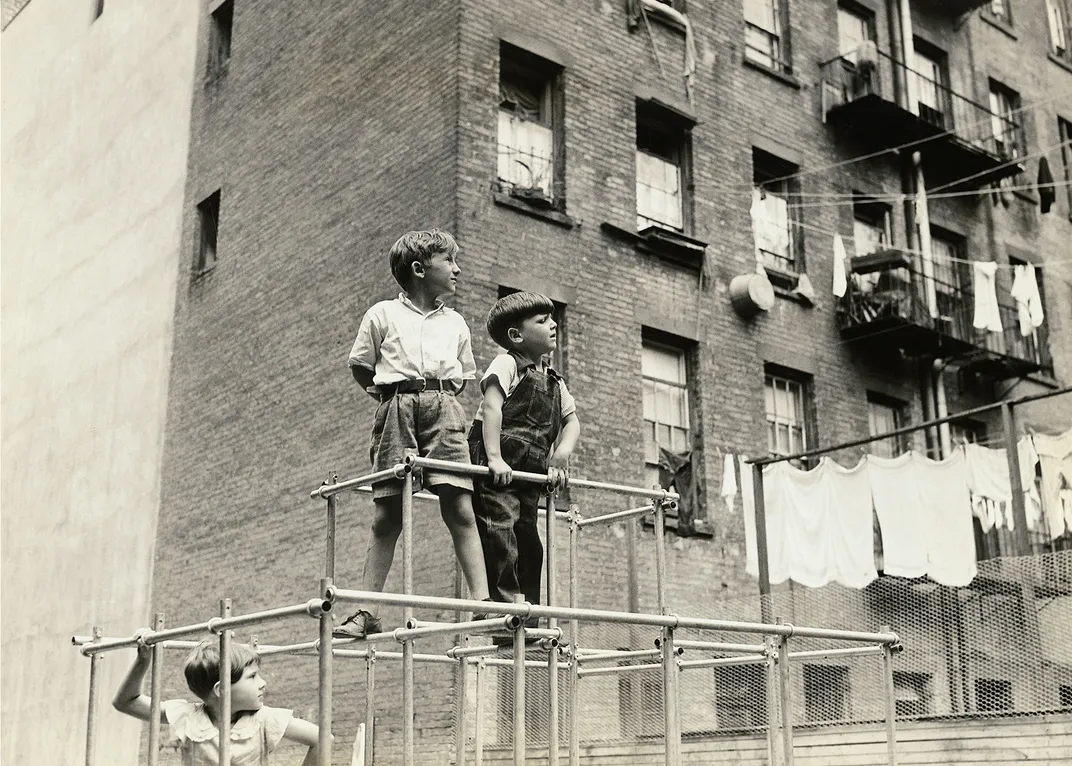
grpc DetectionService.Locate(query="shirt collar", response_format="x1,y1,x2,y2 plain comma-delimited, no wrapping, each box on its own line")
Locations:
397,292,447,316
508,350,561,380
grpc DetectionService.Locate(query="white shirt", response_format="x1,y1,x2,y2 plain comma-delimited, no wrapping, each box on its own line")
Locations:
349,293,477,386
473,353,576,422
162,700,293,765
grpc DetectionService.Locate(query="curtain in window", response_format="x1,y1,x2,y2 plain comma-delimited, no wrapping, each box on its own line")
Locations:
636,151,683,230
752,188,792,265
497,112,553,197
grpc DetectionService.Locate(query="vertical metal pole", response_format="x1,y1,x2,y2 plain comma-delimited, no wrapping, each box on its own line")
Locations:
880,627,898,766
402,450,416,766
365,647,377,766
455,654,469,766
660,624,681,766
753,464,772,624
545,494,560,766
218,599,233,766
1003,403,1030,554
147,613,165,766
513,593,526,766
84,626,102,766
654,492,667,615
568,504,581,766
326,491,338,580
475,657,487,766
764,635,780,766
777,621,794,766
319,577,333,766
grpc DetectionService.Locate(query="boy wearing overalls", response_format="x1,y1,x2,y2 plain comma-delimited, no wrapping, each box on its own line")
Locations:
467,293,581,625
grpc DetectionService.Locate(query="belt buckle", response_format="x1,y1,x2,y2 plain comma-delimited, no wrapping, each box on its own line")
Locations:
415,378,428,393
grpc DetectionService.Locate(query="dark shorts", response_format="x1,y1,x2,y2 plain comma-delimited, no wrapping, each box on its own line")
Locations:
369,390,473,499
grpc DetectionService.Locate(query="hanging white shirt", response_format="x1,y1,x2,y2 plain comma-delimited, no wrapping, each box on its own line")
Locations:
1010,263,1044,337
832,234,848,298
915,448,977,587
867,452,929,580
721,453,738,515
972,261,1003,333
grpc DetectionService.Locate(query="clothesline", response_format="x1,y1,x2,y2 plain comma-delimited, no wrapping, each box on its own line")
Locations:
735,179,1072,210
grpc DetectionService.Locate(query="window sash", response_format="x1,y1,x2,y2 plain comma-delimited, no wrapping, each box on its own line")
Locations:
837,7,872,61
989,88,1023,159
765,374,808,457
868,400,905,458
913,51,944,115
752,188,795,271
497,111,554,198
643,344,691,466
637,150,684,231
1048,0,1068,56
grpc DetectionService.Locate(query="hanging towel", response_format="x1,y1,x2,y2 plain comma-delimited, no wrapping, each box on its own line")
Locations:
740,455,760,578
965,442,1013,532
1010,263,1045,337
1033,429,1072,539
868,453,929,579
914,448,977,587
1018,435,1044,532
1038,157,1056,214
832,234,848,298
972,261,1003,333
721,453,738,515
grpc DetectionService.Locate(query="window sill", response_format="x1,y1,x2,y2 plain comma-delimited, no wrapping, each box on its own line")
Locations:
1048,53,1072,75
742,57,801,90
493,191,576,228
980,14,1017,41
600,221,708,272
763,266,800,292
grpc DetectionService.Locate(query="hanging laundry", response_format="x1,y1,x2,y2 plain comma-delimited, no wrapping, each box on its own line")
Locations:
832,234,848,298
1010,263,1045,337
721,453,738,515
1018,435,1044,532
867,452,929,580
913,448,977,587
972,261,1003,333
965,442,1014,532
740,455,760,578
658,447,697,534
1038,156,1056,214
1033,429,1072,539
760,458,877,589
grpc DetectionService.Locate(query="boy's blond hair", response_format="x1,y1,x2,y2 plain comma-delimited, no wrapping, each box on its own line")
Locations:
389,229,459,290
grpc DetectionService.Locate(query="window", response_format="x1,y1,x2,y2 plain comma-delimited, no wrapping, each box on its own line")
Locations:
949,418,985,448
1060,118,1072,217
752,149,802,278
989,81,1025,165
93,0,104,20
868,393,908,458
852,196,891,257
714,666,767,729
194,190,221,274
912,45,948,129
207,1,234,79
975,678,1013,712
837,3,875,62
930,230,969,336
497,286,567,374
893,672,931,718
498,43,563,209
1048,0,1069,60
636,101,692,233
987,0,1011,24
743,0,791,73
764,366,813,466
804,665,850,722
643,341,692,490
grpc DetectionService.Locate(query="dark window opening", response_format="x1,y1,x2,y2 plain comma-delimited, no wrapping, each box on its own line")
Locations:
194,190,221,275
208,1,234,79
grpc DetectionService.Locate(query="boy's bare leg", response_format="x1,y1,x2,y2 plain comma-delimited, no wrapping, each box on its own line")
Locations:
360,495,403,617
437,487,491,601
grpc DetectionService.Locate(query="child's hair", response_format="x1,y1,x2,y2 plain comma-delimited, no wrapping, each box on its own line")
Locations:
183,642,259,700
389,229,459,290
486,292,555,349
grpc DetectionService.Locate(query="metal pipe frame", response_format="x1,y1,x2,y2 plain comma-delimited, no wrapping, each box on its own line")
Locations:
661,624,681,766
777,627,794,766
327,588,900,644
656,638,766,654
475,657,486,766
310,465,408,498
401,455,416,766
577,662,661,678
448,643,508,659
577,648,667,663
545,492,560,766
218,599,233,766
148,613,164,766
365,646,376,766
326,490,337,580
568,505,581,766
351,483,572,520
394,615,520,641
676,655,767,670
575,504,654,528
84,626,102,766
512,593,526,766
881,625,899,766
318,578,333,766
455,649,469,766
654,494,667,615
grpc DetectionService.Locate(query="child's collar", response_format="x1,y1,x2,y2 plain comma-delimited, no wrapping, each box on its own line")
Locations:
508,349,561,380
398,292,446,315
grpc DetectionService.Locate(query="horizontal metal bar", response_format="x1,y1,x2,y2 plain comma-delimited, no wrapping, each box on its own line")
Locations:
326,588,899,644
576,648,666,663
346,484,572,519
392,616,520,641
311,466,408,498
656,638,767,654
578,662,661,678
677,655,767,670
448,644,504,659
207,599,330,633
482,657,565,669
787,645,886,661
331,650,458,664
576,505,653,528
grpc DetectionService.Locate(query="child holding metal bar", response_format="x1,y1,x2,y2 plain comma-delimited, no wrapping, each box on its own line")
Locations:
112,641,323,764
334,229,493,640
467,292,581,633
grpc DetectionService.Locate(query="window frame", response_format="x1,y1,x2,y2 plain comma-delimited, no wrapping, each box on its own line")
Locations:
743,0,792,74
194,190,221,276
635,100,694,234
207,0,234,80
988,80,1025,167
642,338,693,489
1007,257,1050,372
867,392,909,458
837,2,876,62
974,678,1013,712
911,42,950,130
752,149,804,281
763,364,815,467
1047,0,1070,61
497,42,566,212
1059,117,1072,219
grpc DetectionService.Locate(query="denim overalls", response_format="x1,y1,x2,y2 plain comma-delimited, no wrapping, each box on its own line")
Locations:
468,351,563,609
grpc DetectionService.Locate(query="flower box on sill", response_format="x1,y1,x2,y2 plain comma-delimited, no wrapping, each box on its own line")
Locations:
509,186,555,209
